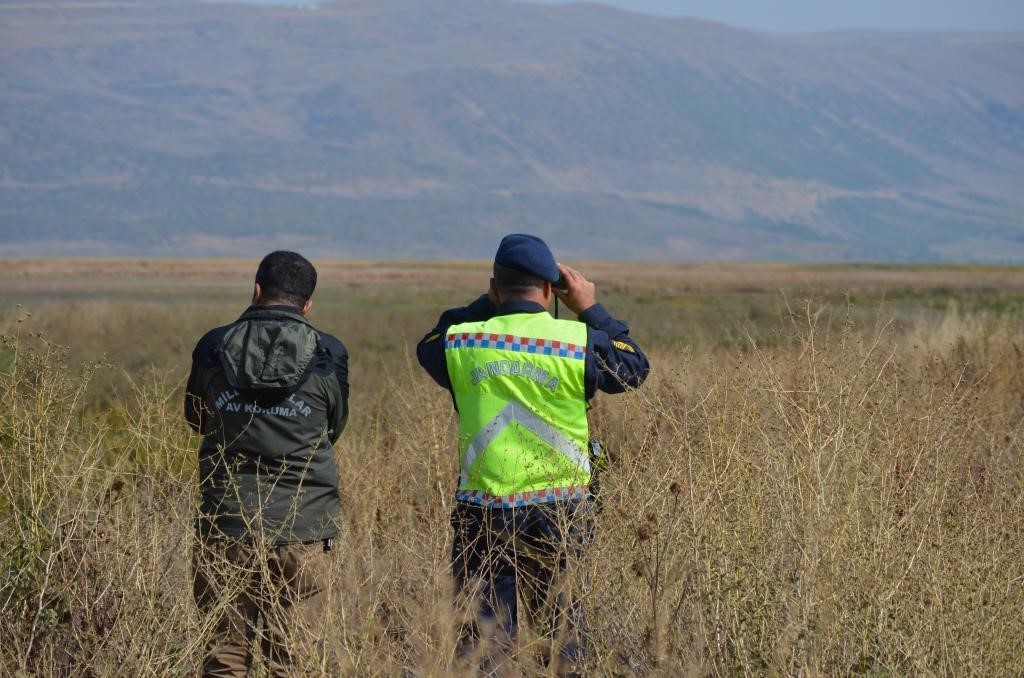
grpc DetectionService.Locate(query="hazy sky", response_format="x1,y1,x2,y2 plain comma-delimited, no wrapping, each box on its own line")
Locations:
531,0,1024,32
229,0,1024,32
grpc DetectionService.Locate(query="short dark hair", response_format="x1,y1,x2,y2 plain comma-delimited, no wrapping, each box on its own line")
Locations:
255,251,317,307
493,263,545,299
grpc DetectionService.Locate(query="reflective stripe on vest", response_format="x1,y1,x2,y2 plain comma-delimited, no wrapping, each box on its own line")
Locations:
460,400,591,486
445,312,591,503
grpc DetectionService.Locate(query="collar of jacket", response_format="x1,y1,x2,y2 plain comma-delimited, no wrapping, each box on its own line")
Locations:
238,304,313,326
495,300,546,316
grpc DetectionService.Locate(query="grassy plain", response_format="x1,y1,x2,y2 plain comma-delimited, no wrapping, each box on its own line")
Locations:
1,259,1023,675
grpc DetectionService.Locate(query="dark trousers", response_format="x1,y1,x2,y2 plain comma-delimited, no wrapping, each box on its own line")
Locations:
450,499,595,675
192,539,335,677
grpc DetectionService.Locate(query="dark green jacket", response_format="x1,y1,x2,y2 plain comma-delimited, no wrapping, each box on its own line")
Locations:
185,305,348,543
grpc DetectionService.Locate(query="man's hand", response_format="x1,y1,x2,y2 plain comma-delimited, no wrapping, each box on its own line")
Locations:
553,263,597,316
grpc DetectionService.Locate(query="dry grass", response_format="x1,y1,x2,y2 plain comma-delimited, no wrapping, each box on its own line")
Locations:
1,262,1022,675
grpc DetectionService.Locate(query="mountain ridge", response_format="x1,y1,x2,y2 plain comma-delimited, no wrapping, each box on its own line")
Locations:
1,0,1022,260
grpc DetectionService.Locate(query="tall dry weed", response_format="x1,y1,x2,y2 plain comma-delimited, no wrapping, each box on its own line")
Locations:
0,300,1021,675
585,301,1024,674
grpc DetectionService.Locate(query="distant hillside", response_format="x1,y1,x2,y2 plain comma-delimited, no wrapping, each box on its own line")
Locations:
1,0,1022,260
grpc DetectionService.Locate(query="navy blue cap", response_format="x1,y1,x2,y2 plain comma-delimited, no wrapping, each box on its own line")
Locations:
493,233,560,283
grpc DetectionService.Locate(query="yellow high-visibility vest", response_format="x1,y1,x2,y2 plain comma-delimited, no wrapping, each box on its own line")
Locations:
445,312,591,507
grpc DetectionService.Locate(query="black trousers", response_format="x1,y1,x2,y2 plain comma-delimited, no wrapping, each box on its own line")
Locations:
450,499,595,673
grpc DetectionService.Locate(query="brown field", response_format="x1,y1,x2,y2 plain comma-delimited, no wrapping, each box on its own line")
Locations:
1,259,1023,675
4,257,1023,292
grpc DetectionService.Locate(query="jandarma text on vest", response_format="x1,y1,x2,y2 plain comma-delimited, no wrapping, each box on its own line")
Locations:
468,359,560,392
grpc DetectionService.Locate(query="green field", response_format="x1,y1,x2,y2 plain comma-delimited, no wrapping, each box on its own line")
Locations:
1,260,1023,675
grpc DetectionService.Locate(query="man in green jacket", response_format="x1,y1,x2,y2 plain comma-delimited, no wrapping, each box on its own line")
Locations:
185,251,348,676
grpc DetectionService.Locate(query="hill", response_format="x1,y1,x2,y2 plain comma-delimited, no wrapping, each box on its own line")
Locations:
1,0,1022,260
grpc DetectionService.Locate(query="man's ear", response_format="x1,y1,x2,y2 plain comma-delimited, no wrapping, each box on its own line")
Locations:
541,281,553,308
488,278,501,305
252,282,262,305
301,298,313,316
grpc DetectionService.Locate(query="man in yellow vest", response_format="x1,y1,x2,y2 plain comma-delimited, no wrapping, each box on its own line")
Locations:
417,234,649,674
